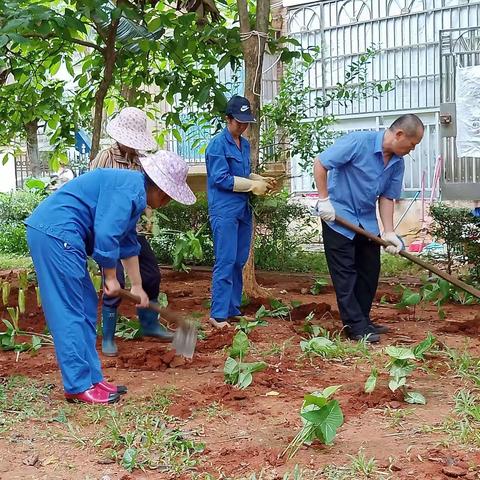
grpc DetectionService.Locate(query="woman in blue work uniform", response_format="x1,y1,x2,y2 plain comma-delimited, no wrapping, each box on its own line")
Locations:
205,95,275,329
25,152,196,404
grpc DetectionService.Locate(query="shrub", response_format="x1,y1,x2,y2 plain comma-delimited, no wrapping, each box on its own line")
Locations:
429,203,480,281
0,189,44,255
150,191,319,271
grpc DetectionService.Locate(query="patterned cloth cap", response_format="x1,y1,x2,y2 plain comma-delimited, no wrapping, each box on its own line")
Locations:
140,151,196,205
106,107,157,151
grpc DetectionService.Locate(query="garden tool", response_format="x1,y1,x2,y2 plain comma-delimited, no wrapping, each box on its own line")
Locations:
118,289,197,358
334,215,480,300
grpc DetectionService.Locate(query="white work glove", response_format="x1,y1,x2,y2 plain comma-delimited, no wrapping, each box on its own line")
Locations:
382,231,403,255
249,173,276,189
314,197,336,222
233,176,269,196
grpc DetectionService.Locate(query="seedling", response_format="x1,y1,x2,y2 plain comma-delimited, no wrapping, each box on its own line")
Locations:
223,331,267,389
300,328,370,360
2,281,11,306
235,317,268,334
35,286,42,308
17,270,28,291
115,316,142,340
18,288,25,314
158,292,168,308
0,307,52,353
364,333,436,404
282,386,344,459
310,277,328,295
395,286,421,320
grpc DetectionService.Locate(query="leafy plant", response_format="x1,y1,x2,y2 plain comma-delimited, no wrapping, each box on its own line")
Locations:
223,331,267,389
364,333,436,404
235,317,268,334
115,316,142,340
395,286,421,320
300,328,369,360
173,227,206,272
0,307,51,353
282,386,344,459
310,277,328,295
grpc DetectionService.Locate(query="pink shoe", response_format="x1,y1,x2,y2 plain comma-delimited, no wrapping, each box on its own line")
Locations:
95,380,127,395
65,385,120,404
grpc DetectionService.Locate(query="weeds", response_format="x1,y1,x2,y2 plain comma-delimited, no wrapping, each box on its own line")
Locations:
300,327,370,360
0,376,55,431
442,389,480,447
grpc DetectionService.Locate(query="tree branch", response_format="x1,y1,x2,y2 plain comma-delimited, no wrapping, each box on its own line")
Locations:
236,0,250,34
23,33,104,53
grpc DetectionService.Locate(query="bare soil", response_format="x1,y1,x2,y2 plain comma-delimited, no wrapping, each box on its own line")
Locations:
0,268,479,479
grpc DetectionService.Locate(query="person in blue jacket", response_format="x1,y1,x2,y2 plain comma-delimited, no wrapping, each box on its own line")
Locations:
314,114,424,342
205,95,275,329
25,152,195,404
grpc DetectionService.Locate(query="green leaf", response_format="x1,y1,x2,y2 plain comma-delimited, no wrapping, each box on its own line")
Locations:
321,385,342,399
301,400,344,444
385,346,416,360
223,356,238,376
237,370,252,389
303,393,327,409
388,376,406,392
389,359,415,378
122,447,137,472
404,391,426,405
412,333,436,359
242,361,267,375
229,331,249,359
364,368,378,394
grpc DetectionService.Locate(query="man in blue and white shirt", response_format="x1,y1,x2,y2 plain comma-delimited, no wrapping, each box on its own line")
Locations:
314,114,424,342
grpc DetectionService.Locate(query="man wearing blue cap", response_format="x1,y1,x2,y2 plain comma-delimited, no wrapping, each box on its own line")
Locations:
206,95,275,329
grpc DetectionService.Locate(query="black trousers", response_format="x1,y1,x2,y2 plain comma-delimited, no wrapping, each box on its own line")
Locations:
322,221,380,336
103,234,161,308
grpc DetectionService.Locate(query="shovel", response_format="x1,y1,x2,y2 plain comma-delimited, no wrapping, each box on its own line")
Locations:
334,215,480,299
118,289,197,358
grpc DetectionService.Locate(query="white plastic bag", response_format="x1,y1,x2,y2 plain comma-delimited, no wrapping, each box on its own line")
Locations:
456,65,480,158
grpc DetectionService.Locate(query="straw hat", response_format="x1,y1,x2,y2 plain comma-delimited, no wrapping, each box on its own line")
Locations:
106,107,157,151
140,151,196,205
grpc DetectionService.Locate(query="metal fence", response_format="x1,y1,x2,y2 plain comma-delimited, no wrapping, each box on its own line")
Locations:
286,0,480,196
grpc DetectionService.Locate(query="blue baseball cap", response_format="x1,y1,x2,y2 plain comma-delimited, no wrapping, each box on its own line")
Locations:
225,95,256,123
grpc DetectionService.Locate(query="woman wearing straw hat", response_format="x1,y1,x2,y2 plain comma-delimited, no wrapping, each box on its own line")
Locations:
25,152,196,404
90,107,174,356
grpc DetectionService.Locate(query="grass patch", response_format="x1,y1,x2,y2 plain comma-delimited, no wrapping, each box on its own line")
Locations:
300,327,371,360
442,389,480,447
91,386,204,473
0,375,56,432
0,253,32,270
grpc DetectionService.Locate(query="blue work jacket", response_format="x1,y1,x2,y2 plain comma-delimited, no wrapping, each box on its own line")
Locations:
318,131,405,239
205,127,251,216
25,169,146,268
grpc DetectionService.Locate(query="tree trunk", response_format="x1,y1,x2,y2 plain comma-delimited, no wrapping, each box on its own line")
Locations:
25,119,41,177
90,19,120,160
237,0,270,298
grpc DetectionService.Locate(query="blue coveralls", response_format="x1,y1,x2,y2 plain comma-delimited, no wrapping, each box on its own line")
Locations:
25,169,145,394
206,128,253,320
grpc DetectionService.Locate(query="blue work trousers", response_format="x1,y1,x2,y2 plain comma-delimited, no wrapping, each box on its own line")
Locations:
210,211,253,320
27,227,103,394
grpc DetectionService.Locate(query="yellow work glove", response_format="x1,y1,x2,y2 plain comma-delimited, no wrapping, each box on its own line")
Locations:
233,176,269,196
249,173,276,189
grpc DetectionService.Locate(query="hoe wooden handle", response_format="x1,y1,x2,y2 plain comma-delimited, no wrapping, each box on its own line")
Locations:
334,215,480,299
118,289,187,326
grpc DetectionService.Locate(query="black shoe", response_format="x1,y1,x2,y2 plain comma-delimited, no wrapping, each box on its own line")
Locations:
347,331,381,343
369,322,390,334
